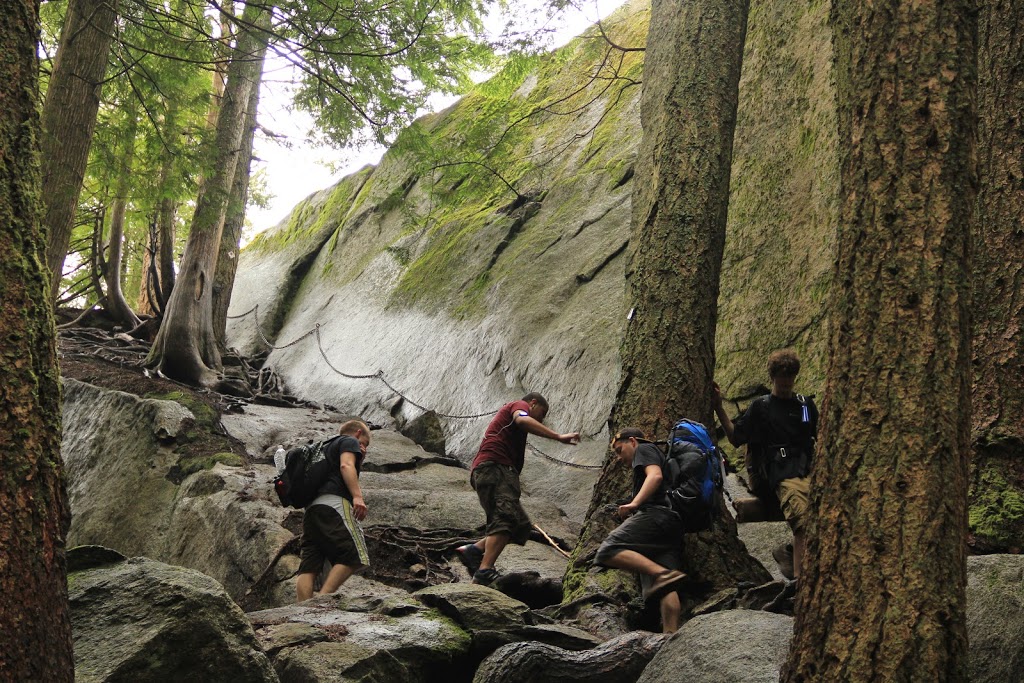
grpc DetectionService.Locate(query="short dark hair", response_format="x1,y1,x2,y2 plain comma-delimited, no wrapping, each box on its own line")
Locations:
612,427,646,443
522,392,548,410
768,349,801,378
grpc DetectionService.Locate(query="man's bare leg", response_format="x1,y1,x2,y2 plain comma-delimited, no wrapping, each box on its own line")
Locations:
793,530,805,579
319,563,356,594
296,573,316,602
601,549,668,577
660,591,681,633
480,532,510,570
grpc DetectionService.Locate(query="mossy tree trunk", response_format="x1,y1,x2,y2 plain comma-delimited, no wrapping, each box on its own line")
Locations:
782,0,976,678
970,0,1024,553
147,3,269,386
565,0,769,626
213,34,267,348
0,1,74,678
41,0,119,300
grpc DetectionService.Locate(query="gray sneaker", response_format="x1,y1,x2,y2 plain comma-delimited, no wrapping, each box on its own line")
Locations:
772,542,795,580
472,567,500,586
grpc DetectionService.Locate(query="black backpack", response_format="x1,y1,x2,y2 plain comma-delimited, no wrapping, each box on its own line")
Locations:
272,437,338,508
663,419,725,533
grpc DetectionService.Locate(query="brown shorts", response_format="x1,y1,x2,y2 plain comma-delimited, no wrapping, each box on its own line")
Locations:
470,461,532,545
777,476,810,532
298,502,369,575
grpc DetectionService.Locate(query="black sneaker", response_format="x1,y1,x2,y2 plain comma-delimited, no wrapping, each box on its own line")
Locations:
456,544,484,575
472,567,500,586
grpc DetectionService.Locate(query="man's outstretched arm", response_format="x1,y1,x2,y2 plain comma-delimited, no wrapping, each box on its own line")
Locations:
513,414,580,445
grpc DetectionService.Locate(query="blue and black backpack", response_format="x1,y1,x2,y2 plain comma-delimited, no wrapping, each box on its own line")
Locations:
663,419,725,533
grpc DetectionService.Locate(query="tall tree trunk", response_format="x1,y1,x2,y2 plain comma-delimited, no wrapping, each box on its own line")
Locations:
213,33,268,348
0,1,74,679
146,3,270,386
41,0,119,300
104,111,142,330
782,0,976,678
564,0,767,630
970,0,1024,553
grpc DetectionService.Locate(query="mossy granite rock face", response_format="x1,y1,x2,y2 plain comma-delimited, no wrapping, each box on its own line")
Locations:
69,553,278,682
225,0,839,521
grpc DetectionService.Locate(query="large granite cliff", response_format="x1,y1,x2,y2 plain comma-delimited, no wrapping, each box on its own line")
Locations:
226,0,838,517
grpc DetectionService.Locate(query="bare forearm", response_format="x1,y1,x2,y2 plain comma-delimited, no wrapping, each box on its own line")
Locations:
341,464,363,500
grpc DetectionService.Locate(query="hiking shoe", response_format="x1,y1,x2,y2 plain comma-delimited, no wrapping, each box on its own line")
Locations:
772,542,795,580
456,544,484,575
472,567,500,586
643,569,687,601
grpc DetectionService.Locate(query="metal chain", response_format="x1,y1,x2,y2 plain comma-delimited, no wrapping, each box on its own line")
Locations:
228,304,502,420
526,443,604,470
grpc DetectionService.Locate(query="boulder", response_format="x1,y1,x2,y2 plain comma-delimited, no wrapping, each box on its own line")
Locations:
636,610,793,682
63,378,193,557
396,409,447,456
414,583,532,631
250,591,472,683
69,553,277,683
967,554,1024,683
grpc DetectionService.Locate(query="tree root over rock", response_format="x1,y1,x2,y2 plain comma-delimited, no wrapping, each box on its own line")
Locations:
474,630,668,683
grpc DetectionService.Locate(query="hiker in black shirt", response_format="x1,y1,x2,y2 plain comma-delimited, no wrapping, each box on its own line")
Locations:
713,349,817,580
594,428,687,633
295,420,372,602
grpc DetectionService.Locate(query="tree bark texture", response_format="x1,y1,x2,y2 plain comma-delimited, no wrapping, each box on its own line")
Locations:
566,0,767,619
147,3,269,386
41,0,119,300
0,2,75,679
213,34,268,348
782,0,976,679
970,0,1024,552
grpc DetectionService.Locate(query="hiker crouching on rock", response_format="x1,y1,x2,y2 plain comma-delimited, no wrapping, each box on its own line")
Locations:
594,428,688,633
456,393,580,586
296,420,372,601
712,349,818,581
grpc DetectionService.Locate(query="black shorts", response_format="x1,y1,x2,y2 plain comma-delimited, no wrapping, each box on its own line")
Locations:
298,502,369,575
470,461,532,545
595,506,684,592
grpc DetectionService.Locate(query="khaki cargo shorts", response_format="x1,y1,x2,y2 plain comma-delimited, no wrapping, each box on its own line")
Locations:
776,476,811,532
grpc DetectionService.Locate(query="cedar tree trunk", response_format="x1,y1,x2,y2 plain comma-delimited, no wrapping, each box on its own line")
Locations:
970,0,1024,552
0,1,74,679
41,0,119,300
564,0,768,629
213,33,267,347
782,0,976,678
146,3,269,386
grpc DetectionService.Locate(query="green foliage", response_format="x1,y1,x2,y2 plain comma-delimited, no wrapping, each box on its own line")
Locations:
279,0,497,146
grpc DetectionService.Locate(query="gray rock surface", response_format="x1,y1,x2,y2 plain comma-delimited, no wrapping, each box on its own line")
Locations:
737,520,793,581
967,554,1024,683
63,378,194,558
250,592,472,683
69,553,278,683
414,583,532,630
637,610,793,683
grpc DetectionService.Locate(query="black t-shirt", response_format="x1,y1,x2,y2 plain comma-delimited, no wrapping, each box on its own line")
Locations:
316,435,364,500
632,443,670,509
732,394,818,450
